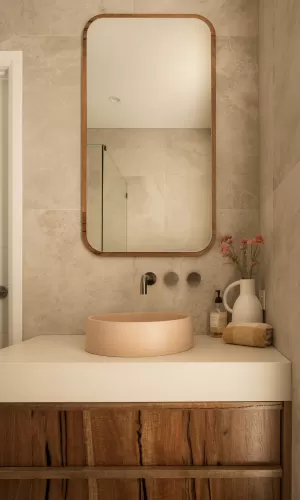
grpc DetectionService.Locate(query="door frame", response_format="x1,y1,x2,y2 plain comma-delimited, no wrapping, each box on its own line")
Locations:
0,51,23,345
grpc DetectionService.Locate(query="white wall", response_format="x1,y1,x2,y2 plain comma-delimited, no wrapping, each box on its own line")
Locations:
0,77,8,348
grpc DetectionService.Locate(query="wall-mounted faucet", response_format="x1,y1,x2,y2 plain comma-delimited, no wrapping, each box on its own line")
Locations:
140,272,157,295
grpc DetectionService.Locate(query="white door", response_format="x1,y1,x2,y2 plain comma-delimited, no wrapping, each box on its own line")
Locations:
0,72,8,348
0,52,22,346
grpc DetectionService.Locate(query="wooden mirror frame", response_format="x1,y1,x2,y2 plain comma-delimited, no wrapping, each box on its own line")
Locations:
82,14,216,257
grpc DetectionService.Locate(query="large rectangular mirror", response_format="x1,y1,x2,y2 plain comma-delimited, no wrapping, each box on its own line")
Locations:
82,14,216,256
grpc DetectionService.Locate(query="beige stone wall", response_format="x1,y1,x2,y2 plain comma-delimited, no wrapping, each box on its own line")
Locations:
0,0,259,337
259,0,300,497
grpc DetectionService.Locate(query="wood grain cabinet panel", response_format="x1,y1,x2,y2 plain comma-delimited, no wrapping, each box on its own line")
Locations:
97,479,140,499
141,410,201,465
0,407,281,468
142,479,281,500
199,409,281,465
140,409,281,466
208,478,281,500
139,410,204,500
89,409,140,499
0,404,288,500
90,409,140,465
0,479,280,500
0,410,86,467
0,409,33,466
0,480,89,500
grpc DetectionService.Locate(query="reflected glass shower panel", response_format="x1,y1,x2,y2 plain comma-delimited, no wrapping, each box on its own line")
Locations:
87,144,103,250
102,148,127,252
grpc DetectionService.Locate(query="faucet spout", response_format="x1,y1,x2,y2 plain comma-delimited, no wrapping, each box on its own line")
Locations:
140,274,148,295
140,272,157,295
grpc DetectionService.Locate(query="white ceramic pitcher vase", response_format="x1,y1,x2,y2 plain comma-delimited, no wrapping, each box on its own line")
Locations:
223,279,263,323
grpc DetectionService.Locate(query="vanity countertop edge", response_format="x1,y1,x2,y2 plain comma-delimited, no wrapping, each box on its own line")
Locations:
0,335,291,403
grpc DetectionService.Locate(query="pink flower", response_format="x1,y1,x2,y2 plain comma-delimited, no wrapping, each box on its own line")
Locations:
219,235,264,277
255,235,264,244
221,235,232,244
220,245,230,256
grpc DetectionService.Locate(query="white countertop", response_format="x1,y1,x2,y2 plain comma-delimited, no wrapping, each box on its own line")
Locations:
0,335,291,403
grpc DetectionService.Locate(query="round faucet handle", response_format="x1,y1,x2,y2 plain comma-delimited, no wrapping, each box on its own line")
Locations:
145,272,157,285
187,272,201,287
163,272,179,287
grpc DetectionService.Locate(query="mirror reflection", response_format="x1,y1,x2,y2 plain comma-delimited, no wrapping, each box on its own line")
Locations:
86,17,214,253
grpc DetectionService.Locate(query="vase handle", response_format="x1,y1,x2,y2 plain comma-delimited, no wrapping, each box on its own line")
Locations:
223,280,241,314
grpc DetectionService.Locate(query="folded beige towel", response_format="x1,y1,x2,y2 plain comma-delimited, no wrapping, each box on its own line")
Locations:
222,322,273,348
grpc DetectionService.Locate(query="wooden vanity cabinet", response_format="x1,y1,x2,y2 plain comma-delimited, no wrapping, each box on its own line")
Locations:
0,402,291,500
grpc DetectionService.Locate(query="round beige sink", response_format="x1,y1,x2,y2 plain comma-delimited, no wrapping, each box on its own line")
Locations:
85,312,194,357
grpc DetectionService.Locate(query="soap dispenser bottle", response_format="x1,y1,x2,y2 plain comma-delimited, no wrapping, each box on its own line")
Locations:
209,290,228,337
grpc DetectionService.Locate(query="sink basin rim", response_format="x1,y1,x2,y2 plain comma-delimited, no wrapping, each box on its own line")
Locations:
88,312,190,324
